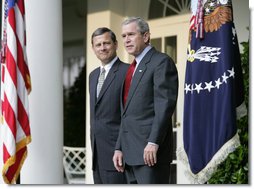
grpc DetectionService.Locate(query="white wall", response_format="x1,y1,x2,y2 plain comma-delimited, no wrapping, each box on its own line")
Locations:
232,0,249,50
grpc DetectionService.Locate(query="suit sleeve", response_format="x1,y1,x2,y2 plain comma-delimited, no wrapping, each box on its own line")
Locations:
148,56,178,145
115,127,122,150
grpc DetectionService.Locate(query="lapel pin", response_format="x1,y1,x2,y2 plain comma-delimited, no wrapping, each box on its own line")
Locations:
139,70,142,72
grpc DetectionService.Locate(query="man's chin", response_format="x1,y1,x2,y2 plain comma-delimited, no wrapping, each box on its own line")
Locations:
126,51,135,56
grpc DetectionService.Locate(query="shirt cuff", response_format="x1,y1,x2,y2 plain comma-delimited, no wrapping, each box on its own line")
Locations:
148,142,159,147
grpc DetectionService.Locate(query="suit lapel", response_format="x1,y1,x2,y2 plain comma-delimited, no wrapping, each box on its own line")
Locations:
96,60,119,103
123,47,155,113
91,68,100,106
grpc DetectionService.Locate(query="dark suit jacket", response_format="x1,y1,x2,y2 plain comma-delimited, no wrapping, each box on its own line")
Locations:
116,47,178,166
89,58,129,170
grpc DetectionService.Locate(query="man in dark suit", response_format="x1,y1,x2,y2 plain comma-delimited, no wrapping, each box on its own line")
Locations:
113,17,179,184
89,27,128,184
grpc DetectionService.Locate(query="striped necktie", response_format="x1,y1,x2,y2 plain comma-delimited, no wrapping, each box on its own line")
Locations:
97,67,106,98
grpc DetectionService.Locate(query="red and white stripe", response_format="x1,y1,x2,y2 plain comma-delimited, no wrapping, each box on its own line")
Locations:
189,15,196,30
1,0,31,184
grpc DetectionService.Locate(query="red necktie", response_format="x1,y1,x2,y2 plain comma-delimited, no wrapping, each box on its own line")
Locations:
123,59,137,106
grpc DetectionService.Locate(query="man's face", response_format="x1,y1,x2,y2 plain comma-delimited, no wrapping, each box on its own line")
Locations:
92,32,117,64
121,22,149,56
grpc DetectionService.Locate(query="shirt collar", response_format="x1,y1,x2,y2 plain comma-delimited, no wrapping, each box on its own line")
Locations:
100,56,118,72
99,56,118,79
135,45,152,65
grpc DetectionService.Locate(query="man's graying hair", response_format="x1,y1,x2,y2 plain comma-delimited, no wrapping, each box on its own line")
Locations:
122,17,150,35
91,27,117,44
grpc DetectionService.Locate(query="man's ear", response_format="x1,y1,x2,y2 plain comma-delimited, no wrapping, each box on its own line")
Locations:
143,32,150,43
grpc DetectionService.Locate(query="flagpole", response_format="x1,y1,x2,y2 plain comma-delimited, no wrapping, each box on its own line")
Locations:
16,176,20,184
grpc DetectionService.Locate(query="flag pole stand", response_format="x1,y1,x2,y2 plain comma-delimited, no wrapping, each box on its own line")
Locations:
16,175,20,184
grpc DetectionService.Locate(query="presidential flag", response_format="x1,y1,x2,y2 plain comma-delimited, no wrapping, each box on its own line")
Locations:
177,0,246,184
0,0,31,184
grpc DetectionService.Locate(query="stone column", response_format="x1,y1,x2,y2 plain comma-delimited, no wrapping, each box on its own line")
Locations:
20,0,63,184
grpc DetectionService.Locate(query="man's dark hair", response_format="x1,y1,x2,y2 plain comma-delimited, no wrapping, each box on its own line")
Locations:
91,27,117,44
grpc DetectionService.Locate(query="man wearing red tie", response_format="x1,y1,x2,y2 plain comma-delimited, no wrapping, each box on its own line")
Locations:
113,17,179,184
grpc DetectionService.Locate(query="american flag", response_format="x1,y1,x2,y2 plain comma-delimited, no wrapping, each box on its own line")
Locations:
178,0,246,184
1,0,31,184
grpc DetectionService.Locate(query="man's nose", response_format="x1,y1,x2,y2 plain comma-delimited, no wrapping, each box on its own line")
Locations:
100,44,106,50
125,36,131,43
